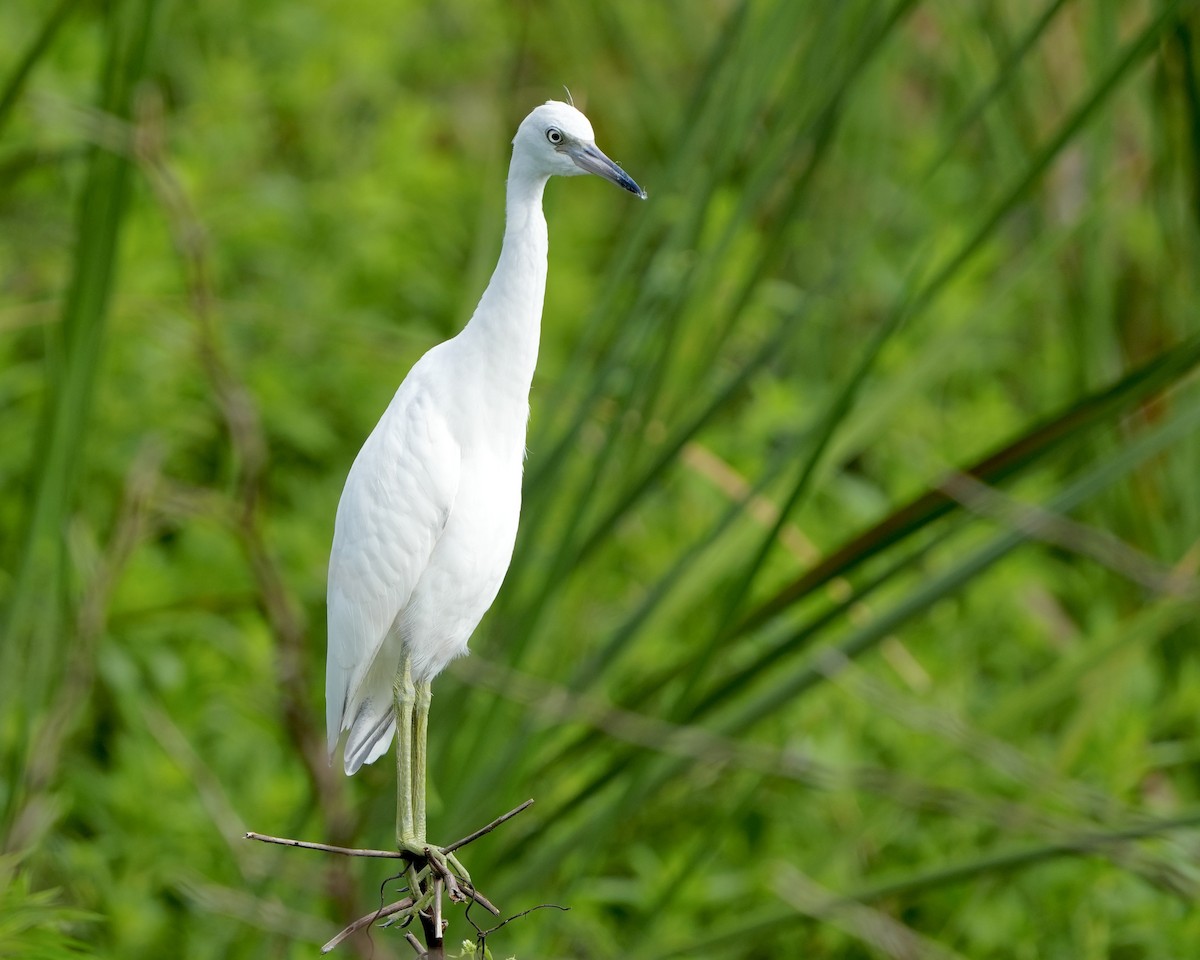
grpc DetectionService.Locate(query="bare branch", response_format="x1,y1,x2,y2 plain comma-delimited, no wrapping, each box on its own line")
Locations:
425,847,463,903
462,885,501,917
431,877,444,944
244,832,412,860
472,903,570,943
444,799,535,853
321,897,418,954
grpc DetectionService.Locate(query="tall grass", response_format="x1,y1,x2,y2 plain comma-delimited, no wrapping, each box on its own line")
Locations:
1,0,1198,957
1,0,156,836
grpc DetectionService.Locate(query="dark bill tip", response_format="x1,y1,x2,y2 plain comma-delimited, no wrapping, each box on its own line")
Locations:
570,142,647,199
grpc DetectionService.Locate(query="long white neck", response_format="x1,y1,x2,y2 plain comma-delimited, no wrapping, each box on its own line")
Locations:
460,162,549,403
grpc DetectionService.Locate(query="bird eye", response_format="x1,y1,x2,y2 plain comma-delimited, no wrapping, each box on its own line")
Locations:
546,128,563,145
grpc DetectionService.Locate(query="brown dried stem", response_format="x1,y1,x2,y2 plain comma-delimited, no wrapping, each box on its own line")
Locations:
244,833,414,860
320,896,418,954
131,86,361,944
250,799,533,952
444,798,535,853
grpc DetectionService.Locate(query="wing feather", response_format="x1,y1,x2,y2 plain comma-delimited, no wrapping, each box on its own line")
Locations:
325,377,460,771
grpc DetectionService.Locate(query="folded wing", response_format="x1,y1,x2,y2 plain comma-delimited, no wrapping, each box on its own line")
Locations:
325,385,460,774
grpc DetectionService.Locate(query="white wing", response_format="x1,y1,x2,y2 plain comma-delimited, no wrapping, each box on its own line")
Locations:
326,376,460,774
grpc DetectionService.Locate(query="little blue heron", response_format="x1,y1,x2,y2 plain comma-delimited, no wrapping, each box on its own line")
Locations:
325,101,645,866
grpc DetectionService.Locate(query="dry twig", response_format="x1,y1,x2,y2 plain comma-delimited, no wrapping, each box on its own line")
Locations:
320,895,418,954
248,799,534,952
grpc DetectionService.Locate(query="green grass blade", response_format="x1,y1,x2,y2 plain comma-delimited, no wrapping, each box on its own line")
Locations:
1,0,158,835
0,0,80,138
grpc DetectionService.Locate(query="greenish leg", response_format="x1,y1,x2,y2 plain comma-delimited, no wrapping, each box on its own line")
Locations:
395,653,470,895
393,652,434,914
413,677,471,883
394,653,417,847
413,677,431,841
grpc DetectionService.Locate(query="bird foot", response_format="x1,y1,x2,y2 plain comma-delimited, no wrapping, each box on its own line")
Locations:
396,837,472,900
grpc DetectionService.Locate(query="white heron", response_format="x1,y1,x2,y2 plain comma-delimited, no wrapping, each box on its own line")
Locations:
325,101,645,868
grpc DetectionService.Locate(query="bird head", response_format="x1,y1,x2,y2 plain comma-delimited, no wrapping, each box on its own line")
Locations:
512,100,646,199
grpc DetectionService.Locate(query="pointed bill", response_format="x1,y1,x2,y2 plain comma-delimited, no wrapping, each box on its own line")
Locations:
568,142,647,198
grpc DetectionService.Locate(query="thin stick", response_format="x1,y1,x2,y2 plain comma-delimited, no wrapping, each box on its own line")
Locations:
463,884,501,916
321,896,416,954
478,903,570,938
432,876,443,942
254,801,528,952
418,891,443,959
425,847,463,903
404,932,426,956
245,831,412,860
247,797,533,860
444,799,534,853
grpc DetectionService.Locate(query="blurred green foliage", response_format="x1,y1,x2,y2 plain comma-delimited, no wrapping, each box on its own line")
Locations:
3,0,1200,957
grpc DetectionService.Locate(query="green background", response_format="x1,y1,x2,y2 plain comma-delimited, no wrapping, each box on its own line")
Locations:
3,0,1200,957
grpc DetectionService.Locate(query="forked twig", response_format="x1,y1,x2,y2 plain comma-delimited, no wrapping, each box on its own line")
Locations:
321,896,417,954
252,799,536,952
426,847,463,902
444,798,535,853
431,876,444,944
464,885,500,916
467,901,570,954
245,798,534,860
244,832,412,860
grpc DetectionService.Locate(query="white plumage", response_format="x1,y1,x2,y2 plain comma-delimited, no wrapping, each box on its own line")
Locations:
324,101,644,846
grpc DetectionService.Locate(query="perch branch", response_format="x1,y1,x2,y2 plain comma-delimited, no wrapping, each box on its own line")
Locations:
463,885,500,917
250,797,532,950
426,847,463,902
321,896,417,954
444,798,535,853
244,832,413,860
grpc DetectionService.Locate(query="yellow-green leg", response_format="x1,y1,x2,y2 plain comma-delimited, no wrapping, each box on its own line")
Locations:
413,676,471,884
395,655,470,895
394,654,418,849
392,653,430,919
414,677,431,840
